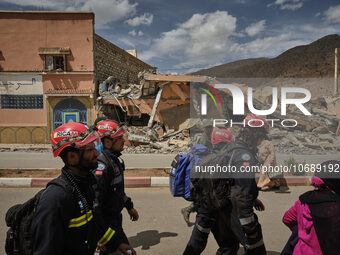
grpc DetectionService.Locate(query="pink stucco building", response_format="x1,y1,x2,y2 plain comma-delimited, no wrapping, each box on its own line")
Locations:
0,11,154,143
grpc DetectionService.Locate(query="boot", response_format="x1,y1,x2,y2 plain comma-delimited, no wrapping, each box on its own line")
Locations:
275,178,290,193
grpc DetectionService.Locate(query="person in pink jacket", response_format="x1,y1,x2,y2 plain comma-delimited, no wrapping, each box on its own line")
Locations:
282,160,340,255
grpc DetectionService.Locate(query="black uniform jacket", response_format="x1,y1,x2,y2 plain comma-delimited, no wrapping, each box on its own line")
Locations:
92,149,134,245
230,138,260,235
31,167,118,255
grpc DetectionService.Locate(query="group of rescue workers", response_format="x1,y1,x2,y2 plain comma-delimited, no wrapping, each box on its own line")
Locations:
31,119,137,255
22,113,339,255
181,115,340,255
182,114,268,255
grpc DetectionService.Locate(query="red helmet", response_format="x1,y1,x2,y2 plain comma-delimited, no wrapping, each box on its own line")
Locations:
96,120,126,139
51,122,100,157
243,113,269,133
211,129,234,145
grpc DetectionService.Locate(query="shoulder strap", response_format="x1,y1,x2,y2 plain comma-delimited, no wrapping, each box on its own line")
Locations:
48,174,90,213
47,176,75,195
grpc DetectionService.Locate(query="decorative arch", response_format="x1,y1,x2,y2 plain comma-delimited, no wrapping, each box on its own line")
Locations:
53,98,88,130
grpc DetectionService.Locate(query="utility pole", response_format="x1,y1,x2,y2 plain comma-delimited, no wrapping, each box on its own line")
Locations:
335,48,339,96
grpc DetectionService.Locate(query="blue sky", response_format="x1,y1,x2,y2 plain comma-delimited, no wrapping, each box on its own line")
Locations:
1,0,340,74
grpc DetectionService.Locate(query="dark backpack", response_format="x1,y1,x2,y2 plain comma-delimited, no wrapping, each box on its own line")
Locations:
190,143,251,210
5,177,74,255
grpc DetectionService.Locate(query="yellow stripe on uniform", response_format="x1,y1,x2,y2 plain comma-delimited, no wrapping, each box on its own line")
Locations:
68,210,93,228
98,227,116,245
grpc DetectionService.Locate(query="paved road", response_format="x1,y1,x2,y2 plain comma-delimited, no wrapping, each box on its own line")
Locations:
0,152,176,169
0,186,311,255
1,151,340,169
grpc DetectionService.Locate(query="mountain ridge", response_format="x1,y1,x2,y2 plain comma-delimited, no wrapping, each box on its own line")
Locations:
191,34,340,78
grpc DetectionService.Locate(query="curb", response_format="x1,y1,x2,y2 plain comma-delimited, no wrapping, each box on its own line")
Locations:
0,177,169,188
285,177,311,186
0,177,311,188
151,177,169,186
0,178,31,187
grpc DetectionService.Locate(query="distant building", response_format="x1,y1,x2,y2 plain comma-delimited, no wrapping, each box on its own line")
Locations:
0,11,155,144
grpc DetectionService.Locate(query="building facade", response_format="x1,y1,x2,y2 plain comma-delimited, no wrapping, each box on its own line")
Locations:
0,11,155,143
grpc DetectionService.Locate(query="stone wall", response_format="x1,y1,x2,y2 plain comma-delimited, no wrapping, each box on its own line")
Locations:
93,34,156,85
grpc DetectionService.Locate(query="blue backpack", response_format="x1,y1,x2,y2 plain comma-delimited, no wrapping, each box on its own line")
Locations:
169,144,210,201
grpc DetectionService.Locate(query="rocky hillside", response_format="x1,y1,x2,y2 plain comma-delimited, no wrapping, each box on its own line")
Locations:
192,34,340,78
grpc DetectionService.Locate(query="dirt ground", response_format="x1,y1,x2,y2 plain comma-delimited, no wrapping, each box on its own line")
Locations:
0,168,169,178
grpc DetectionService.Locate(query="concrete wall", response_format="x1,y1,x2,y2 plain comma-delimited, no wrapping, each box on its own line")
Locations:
43,73,95,92
0,72,46,126
0,108,46,127
0,12,94,72
93,34,155,84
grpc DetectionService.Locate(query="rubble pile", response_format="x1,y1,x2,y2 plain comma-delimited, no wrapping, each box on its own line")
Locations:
270,128,340,154
123,93,340,154
99,71,157,100
124,125,191,154
255,94,340,154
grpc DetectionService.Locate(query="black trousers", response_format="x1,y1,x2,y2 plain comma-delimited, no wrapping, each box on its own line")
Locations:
183,206,239,255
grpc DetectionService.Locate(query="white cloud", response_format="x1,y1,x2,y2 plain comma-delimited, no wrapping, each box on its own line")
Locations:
297,24,339,35
1,0,138,28
128,30,137,36
116,37,135,48
245,20,266,37
324,5,340,24
229,23,339,60
232,0,249,4
140,10,237,63
129,30,144,36
141,17,339,74
230,33,308,58
125,13,153,26
0,0,61,8
269,0,304,11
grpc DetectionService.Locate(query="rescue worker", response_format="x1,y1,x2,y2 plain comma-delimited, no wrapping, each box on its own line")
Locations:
230,113,268,255
93,120,139,255
257,139,289,192
181,119,214,224
183,128,238,255
31,122,135,255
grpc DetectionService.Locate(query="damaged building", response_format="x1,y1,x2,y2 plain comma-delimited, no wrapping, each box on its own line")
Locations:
98,73,201,128
96,73,236,153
